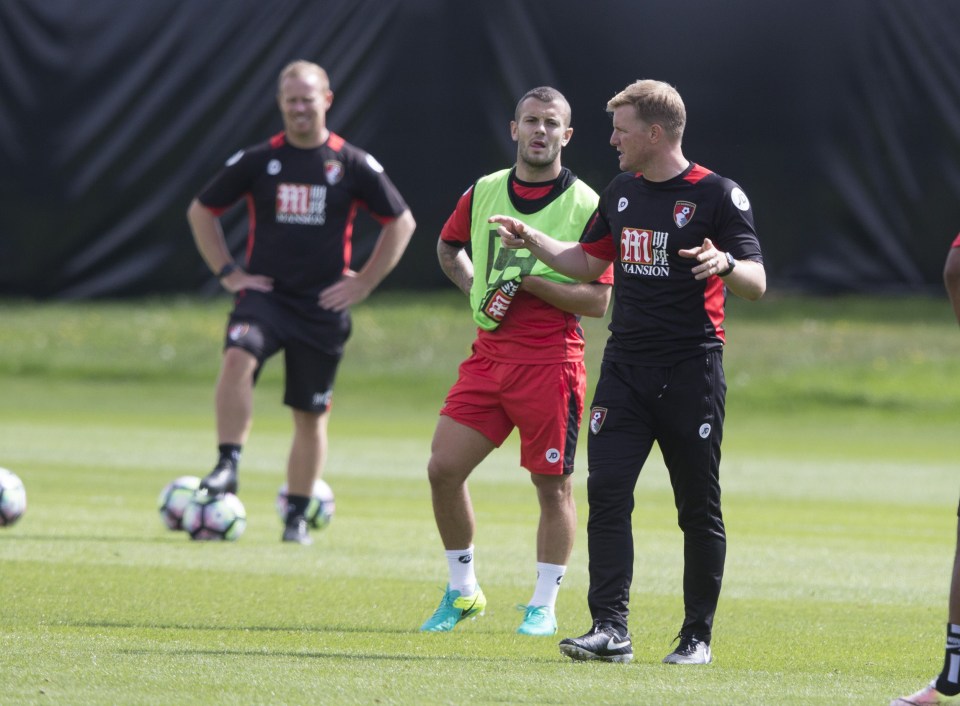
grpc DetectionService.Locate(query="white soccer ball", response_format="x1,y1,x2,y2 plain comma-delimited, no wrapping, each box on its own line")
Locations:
182,492,247,541
276,479,335,530
0,467,26,527
157,475,201,531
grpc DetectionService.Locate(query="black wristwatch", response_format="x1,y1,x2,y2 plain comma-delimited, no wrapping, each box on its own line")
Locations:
217,262,238,280
718,252,736,277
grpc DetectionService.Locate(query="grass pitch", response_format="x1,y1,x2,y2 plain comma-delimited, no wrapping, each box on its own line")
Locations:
0,291,958,704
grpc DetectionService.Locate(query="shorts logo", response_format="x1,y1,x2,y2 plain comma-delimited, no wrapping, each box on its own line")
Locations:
545,448,561,464
312,390,334,409
674,201,696,228
699,423,712,438
324,160,343,185
590,407,608,435
228,323,250,341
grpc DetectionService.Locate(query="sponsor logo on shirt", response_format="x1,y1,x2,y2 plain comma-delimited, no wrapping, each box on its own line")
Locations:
619,227,670,277
275,183,327,225
731,187,750,211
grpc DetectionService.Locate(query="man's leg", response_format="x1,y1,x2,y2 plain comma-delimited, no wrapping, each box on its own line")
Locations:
287,408,328,497
216,347,258,445
890,518,960,705
933,519,960,695
280,408,328,545
420,415,495,632
517,473,575,636
531,473,576,566
658,353,725,665
201,347,258,495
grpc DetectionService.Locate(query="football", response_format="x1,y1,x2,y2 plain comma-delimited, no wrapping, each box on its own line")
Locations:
276,479,335,530
182,491,247,541
0,467,26,526
157,475,202,530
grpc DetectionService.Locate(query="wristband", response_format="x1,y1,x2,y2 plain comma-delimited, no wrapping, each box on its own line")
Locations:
217,262,238,279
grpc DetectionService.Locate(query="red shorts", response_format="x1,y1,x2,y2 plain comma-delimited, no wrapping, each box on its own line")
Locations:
440,352,586,475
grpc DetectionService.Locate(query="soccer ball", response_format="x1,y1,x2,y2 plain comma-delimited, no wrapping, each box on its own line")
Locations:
157,475,202,530
0,467,26,526
276,479,335,530
182,492,247,541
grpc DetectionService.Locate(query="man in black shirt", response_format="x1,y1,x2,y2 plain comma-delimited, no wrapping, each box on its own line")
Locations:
187,60,415,544
890,234,960,706
492,78,765,664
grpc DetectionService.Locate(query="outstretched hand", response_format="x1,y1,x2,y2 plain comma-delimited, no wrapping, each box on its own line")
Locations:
489,214,530,250
678,238,727,281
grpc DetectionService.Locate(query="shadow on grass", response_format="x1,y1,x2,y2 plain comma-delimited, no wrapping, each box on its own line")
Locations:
3,534,218,544
74,619,419,635
116,646,559,664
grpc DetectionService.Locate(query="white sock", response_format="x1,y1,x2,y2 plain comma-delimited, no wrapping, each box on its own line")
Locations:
529,562,566,608
445,546,476,595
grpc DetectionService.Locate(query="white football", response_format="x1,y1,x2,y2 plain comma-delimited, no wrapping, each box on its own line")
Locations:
182,491,247,541
157,476,202,531
0,467,26,527
276,479,335,530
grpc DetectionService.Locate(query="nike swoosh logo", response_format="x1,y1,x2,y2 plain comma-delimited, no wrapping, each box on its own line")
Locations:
459,596,480,617
606,636,631,650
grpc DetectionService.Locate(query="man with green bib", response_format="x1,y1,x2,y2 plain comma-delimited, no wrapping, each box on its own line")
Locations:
420,87,613,636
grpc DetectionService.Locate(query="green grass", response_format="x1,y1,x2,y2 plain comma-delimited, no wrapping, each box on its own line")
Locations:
0,291,958,704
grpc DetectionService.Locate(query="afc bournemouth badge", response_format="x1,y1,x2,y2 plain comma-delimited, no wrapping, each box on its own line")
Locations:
589,407,608,435
324,160,344,185
228,323,250,342
674,201,696,228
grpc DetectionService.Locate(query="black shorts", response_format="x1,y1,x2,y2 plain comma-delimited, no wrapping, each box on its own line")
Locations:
224,290,351,412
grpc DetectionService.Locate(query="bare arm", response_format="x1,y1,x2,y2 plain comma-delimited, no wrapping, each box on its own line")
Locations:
437,239,473,296
678,237,766,301
945,245,960,325
319,208,416,311
521,277,612,318
489,214,609,282
186,199,273,293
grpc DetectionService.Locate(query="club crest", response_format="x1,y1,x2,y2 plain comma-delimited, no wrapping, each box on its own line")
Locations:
228,323,250,342
589,407,608,435
324,160,344,185
674,201,696,228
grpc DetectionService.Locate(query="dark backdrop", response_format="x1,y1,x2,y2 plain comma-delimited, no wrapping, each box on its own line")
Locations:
1,0,958,298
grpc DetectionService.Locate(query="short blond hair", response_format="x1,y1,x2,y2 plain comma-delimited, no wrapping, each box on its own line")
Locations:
607,79,686,140
277,60,329,95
